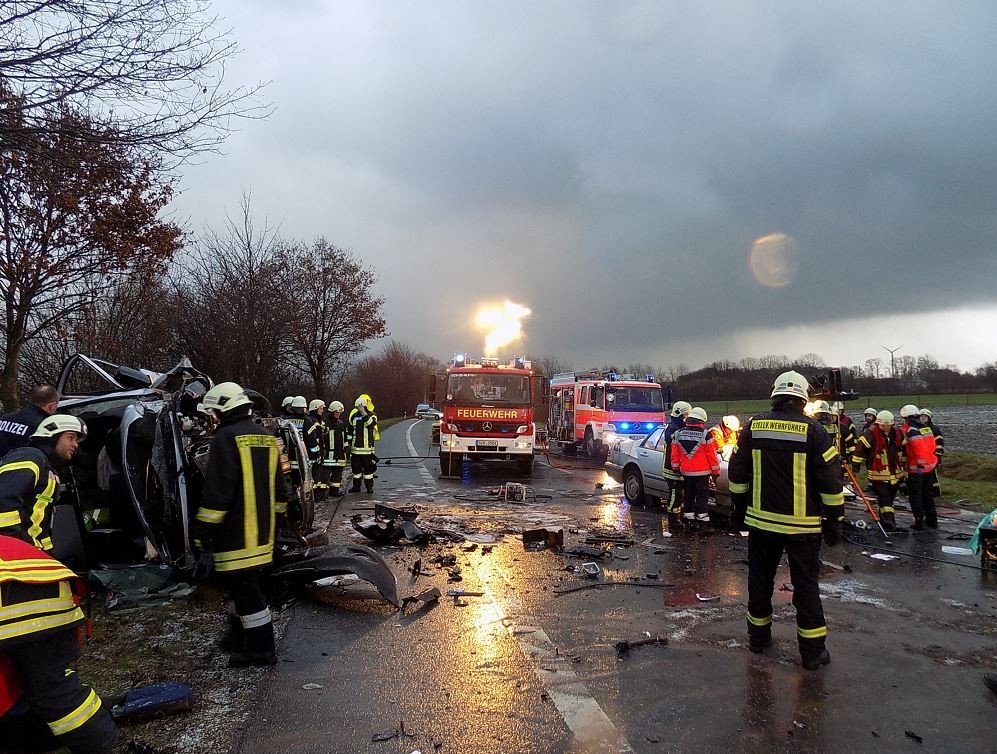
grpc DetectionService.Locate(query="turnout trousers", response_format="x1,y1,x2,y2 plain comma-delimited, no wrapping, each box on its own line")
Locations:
746,531,827,662
0,631,118,753
219,570,275,656
906,473,937,527
664,476,685,513
350,454,375,492
871,481,899,529
682,475,710,519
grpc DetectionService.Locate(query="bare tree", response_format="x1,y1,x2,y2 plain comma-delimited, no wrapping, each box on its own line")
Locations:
0,0,269,165
342,341,444,419
530,354,573,378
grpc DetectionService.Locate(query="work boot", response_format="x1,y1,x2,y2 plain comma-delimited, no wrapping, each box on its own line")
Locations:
802,649,831,670
911,517,925,531
228,650,278,668
749,634,773,654
350,483,361,493
218,614,243,653
984,674,997,695
365,485,374,494
881,512,896,531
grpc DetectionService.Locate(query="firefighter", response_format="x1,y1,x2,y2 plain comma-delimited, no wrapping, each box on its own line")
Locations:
277,396,294,419
850,410,905,531
831,402,857,460
671,407,720,530
728,370,844,670
899,404,938,530
0,385,60,458
0,414,86,551
920,408,943,498
304,399,328,500
287,396,307,430
862,407,878,432
193,382,288,667
323,401,349,496
349,397,378,493
661,401,691,513
0,536,118,753
707,415,740,461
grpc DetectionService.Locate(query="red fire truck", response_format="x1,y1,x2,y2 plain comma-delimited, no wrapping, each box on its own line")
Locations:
548,370,665,459
430,354,541,477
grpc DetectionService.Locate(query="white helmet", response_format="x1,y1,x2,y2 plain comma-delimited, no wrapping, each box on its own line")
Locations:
201,382,253,415
920,408,932,418
876,410,894,426
899,404,919,419
355,396,368,409
831,401,844,413
281,396,294,408
308,399,326,412
812,400,831,415
32,414,87,439
771,370,810,400
670,400,692,418
291,396,307,409
722,415,740,431
329,400,345,413
864,407,877,418
688,407,708,422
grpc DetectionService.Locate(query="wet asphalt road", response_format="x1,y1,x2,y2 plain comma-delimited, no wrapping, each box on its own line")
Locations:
236,420,997,754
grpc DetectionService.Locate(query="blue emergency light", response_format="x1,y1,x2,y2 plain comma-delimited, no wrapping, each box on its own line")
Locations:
620,422,631,430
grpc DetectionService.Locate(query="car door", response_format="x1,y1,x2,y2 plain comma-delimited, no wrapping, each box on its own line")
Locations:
635,428,667,496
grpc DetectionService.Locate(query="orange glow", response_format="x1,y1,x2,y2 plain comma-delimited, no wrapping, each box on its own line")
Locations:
475,300,531,356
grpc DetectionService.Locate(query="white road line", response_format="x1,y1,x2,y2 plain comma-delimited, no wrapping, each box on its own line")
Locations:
468,553,633,753
405,420,437,485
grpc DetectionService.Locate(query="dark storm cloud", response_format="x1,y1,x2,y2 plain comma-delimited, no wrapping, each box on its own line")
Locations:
186,1,997,366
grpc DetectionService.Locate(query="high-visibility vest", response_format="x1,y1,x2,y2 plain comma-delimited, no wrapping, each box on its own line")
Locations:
902,421,938,474
851,426,905,483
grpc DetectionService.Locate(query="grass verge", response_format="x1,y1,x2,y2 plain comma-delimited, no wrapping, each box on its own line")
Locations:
848,453,997,511
699,393,997,416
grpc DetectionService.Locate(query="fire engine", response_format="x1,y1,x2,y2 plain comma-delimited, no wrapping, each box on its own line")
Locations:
430,354,541,477
548,370,665,459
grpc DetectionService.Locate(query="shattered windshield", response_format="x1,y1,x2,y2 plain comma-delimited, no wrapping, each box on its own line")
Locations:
607,386,664,412
446,373,531,406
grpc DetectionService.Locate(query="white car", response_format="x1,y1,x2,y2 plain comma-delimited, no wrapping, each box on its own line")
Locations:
605,427,732,515
415,403,443,420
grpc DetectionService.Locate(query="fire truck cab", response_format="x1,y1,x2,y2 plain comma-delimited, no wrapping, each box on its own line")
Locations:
431,354,540,477
548,370,665,460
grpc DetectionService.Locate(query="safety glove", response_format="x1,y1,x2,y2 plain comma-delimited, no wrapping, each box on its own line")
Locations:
821,516,843,547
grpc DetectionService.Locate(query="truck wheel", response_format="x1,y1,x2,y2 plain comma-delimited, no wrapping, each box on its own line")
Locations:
584,429,606,460
439,453,454,475
518,456,534,477
563,442,577,456
623,467,646,507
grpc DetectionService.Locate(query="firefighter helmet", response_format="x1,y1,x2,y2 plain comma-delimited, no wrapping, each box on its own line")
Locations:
899,404,919,419
202,382,253,415
291,396,307,409
876,410,894,426
864,407,877,418
722,415,740,431
920,408,932,418
812,400,831,415
770,370,810,400
31,414,87,440
308,399,326,412
670,400,692,418
358,393,374,411
688,407,708,422
329,400,345,413
281,396,294,408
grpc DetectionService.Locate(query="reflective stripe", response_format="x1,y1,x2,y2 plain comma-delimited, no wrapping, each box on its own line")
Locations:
746,506,821,528
238,439,259,549
793,452,806,520
745,513,821,535
751,449,763,511
0,581,74,622
275,501,287,514
28,476,56,548
820,492,844,508
797,625,828,639
196,508,226,524
239,607,272,629
48,687,102,736
0,461,41,485
747,612,772,627
822,446,838,463
0,511,20,527
728,481,749,494
881,506,894,513
0,603,85,642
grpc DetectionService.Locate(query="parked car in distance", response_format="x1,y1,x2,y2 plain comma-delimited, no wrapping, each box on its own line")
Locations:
415,403,443,420
605,428,732,518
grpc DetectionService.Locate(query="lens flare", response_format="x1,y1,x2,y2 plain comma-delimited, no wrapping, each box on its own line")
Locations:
749,233,799,288
475,300,531,356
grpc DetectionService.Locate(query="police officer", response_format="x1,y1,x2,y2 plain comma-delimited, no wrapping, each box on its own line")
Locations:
850,410,905,531
0,385,60,458
323,401,349,496
661,401,691,513
899,404,938,530
728,371,844,670
0,414,86,551
349,397,378,493
304,399,328,500
193,382,288,667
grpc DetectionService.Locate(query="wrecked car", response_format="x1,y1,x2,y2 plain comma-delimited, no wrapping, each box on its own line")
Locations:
51,353,398,606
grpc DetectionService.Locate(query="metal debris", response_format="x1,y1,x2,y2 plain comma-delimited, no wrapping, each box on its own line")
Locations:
696,593,720,602
615,636,668,655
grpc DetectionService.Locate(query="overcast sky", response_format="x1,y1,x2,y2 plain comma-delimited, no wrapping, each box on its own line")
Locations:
173,1,997,374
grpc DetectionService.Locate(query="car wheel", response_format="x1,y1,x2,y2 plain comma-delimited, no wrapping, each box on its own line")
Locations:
623,467,646,506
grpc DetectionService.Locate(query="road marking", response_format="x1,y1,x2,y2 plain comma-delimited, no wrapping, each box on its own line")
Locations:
405,420,437,485
468,553,633,753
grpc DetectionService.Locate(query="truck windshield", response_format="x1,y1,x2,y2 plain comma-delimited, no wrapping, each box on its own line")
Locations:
607,386,663,412
447,373,532,406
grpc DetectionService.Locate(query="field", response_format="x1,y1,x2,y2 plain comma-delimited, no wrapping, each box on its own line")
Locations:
698,392,997,416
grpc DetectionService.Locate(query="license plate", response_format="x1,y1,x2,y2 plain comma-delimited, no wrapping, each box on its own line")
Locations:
477,440,499,448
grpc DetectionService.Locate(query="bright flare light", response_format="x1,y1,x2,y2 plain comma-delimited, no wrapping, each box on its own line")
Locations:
749,233,799,288
475,300,531,357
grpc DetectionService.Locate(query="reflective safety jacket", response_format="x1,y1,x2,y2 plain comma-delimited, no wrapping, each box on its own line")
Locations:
707,423,737,456
671,420,720,477
926,421,944,458
851,425,906,483
302,412,326,462
728,409,844,536
193,414,289,572
661,416,685,482
348,406,380,442
323,415,348,467
0,446,61,551
838,416,857,458
349,412,378,455
901,419,938,475
0,535,85,648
